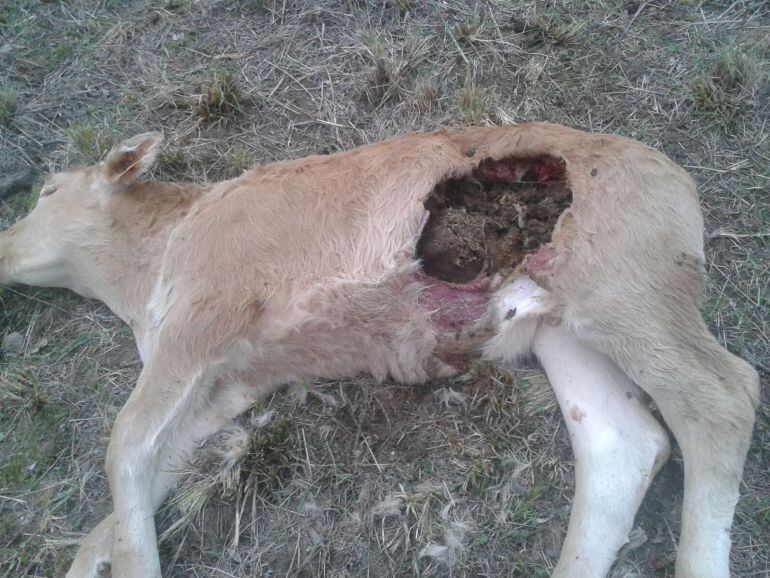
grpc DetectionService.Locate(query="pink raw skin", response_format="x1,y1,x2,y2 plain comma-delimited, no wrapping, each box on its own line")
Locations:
412,271,494,369
415,272,491,333
524,244,559,289
526,245,556,274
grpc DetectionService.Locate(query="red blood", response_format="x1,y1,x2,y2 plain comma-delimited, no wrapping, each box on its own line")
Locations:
472,156,566,184
533,158,566,183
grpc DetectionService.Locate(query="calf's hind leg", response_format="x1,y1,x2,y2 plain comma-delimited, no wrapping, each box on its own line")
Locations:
533,323,670,578
596,315,759,578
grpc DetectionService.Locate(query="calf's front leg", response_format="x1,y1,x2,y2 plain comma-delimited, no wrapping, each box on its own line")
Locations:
67,358,264,578
105,356,206,578
66,515,115,578
533,323,670,578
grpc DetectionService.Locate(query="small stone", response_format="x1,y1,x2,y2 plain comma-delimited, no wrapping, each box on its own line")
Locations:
3,332,24,356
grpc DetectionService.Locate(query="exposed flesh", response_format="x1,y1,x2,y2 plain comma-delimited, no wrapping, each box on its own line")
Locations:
415,156,571,355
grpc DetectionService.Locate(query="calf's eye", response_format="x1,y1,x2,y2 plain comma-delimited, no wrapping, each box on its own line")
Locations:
40,185,57,197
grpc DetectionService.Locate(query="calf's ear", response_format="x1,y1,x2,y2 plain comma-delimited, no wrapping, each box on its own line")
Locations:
104,132,163,185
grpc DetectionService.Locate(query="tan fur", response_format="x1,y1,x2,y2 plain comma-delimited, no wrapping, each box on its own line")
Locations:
0,123,758,578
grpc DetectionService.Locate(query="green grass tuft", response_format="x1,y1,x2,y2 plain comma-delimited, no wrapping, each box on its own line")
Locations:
229,146,252,177
414,76,438,114
459,74,489,125
693,46,754,131
69,123,115,163
157,149,191,180
0,86,18,126
194,70,243,126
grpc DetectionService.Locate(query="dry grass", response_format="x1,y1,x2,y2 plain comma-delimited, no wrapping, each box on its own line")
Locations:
526,9,585,45
362,35,406,107
459,72,491,125
453,19,484,50
0,1,768,577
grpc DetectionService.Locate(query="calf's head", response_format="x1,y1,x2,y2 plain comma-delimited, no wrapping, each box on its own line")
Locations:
0,133,162,294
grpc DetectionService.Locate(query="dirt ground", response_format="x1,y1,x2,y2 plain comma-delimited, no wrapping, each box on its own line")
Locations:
1,1,768,577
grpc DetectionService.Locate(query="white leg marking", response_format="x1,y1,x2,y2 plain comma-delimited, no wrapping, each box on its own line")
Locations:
533,323,670,578
677,484,736,578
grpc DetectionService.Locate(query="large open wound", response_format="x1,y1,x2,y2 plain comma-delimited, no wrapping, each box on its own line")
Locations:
417,155,572,283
